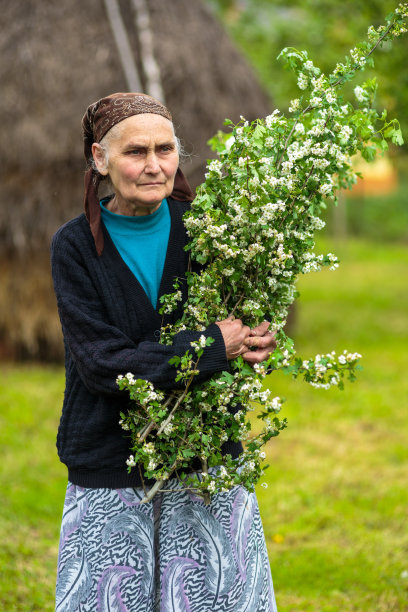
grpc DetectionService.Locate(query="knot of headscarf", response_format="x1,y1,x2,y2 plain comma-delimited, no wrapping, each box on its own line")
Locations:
81,92,193,255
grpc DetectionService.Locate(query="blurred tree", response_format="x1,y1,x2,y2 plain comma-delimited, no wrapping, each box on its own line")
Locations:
207,0,408,152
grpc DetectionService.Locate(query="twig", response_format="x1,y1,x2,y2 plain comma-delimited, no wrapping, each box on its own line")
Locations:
156,376,195,437
141,414,199,503
140,456,181,503
276,121,299,170
223,290,232,308
138,463,148,497
200,411,211,506
246,157,251,195
229,294,245,317
332,21,395,88
140,475,170,503
137,393,176,443
283,163,315,221
137,421,157,442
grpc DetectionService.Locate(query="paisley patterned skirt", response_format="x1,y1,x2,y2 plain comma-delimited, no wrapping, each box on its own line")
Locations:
56,478,277,611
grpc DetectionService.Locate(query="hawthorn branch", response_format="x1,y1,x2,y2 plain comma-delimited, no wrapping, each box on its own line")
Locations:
137,392,176,443
331,21,395,88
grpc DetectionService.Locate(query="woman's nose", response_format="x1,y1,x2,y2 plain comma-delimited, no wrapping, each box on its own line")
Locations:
145,152,160,173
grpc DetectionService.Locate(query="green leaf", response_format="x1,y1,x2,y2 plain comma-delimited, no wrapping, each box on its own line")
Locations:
220,371,235,384
391,129,404,146
361,145,376,162
253,123,266,146
383,125,395,138
168,356,181,366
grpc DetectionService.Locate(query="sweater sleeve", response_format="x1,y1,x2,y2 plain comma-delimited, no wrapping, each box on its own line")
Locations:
51,226,229,396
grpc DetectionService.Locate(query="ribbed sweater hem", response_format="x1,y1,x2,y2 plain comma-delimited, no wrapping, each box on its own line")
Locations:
68,467,155,489
67,440,243,489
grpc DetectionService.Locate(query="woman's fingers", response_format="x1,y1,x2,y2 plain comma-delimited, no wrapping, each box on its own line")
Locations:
244,331,277,350
215,318,251,359
242,348,271,364
248,320,270,337
216,318,276,362
242,328,277,365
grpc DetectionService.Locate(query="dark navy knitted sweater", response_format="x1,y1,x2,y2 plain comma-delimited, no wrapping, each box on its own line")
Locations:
51,198,243,488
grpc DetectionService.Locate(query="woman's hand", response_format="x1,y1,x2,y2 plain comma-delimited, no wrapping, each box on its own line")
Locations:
215,317,251,360
242,321,277,365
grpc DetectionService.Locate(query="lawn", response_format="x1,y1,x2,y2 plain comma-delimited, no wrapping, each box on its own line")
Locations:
0,238,407,610
258,238,408,611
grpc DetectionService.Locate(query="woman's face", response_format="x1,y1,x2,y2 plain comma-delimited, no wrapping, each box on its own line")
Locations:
93,113,179,215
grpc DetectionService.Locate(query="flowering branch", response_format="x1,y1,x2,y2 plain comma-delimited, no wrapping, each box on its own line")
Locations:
117,4,407,502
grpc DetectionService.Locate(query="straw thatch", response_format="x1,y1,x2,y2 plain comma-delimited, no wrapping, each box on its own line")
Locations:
0,0,271,360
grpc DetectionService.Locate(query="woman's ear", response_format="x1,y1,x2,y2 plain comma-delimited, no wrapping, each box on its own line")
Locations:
91,143,109,176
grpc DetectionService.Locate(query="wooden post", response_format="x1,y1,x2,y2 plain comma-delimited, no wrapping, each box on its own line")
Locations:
103,0,143,92
132,0,166,103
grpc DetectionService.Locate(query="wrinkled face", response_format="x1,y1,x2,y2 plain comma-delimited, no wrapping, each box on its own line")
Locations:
92,113,179,215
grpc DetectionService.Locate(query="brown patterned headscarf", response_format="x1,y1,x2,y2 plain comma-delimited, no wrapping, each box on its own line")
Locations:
82,92,194,255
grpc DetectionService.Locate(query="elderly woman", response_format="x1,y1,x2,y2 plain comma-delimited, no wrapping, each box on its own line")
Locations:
52,93,278,611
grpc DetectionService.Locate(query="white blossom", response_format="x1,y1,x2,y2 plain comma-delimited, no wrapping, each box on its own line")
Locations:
297,73,309,90
310,96,322,107
354,86,367,103
126,455,136,467
119,419,130,431
289,98,301,113
207,481,216,493
265,110,281,127
340,125,353,141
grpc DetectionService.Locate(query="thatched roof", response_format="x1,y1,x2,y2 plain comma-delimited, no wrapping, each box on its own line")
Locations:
0,0,271,359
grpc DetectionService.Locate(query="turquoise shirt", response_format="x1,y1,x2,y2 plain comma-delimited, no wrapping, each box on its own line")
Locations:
100,199,171,308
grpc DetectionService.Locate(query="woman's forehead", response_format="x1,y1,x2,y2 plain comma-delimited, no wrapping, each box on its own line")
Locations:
113,113,175,143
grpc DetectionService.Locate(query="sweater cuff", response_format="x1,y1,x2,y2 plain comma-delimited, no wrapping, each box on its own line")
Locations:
196,323,229,377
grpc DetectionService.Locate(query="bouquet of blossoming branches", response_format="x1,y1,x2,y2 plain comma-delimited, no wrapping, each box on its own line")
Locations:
118,5,407,503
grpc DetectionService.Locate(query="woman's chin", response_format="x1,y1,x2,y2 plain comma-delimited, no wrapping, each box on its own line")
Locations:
126,198,164,216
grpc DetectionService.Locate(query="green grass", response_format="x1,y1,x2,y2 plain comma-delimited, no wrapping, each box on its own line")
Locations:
0,238,407,610
323,174,408,244
256,238,408,610
0,367,66,610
